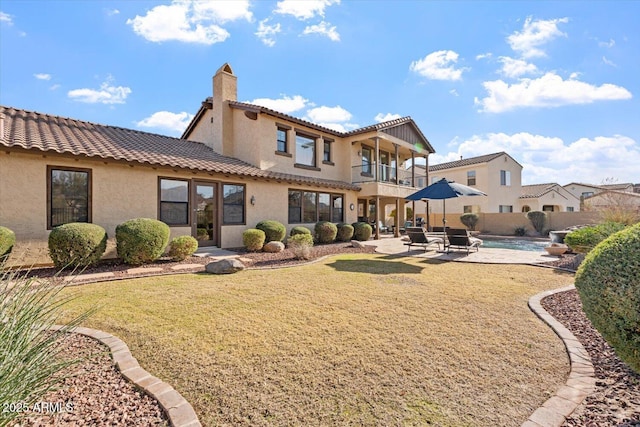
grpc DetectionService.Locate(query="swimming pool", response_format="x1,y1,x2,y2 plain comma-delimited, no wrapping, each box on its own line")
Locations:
480,238,548,252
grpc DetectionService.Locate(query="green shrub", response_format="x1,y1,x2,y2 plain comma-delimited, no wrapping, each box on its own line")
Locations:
256,220,286,243
168,236,198,261
460,213,479,231
314,221,338,244
336,223,354,242
565,222,627,254
352,222,372,241
48,223,107,269
116,218,170,265
514,226,526,236
0,268,94,426
575,222,640,373
290,226,311,237
243,229,266,252
287,233,314,260
0,226,16,262
526,211,547,235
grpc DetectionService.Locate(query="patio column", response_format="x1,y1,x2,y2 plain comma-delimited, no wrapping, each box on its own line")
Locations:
393,143,399,185
374,137,380,182
425,154,430,230
375,195,380,240
411,151,415,187
394,198,400,237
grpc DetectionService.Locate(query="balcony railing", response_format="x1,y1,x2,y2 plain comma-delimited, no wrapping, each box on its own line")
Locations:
351,164,416,186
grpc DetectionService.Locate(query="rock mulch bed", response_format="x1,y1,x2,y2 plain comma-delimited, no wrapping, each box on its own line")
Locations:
542,289,640,426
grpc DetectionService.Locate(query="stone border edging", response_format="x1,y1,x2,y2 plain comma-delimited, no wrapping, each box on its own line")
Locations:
51,325,201,427
522,285,596,427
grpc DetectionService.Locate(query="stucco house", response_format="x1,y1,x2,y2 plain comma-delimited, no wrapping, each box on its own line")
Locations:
519,183,580,213
563,182,636,200
0,63,434,261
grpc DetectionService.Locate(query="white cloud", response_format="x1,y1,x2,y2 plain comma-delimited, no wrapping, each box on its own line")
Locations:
498,56,538,78
274,0,340,20
50,84,61,91
249,95,309,114
0,11,13,25
602,56,617,67
127,0,252,45
255,19,281,47
306,105,351,123
136,111,194,134
410,50,467,81
475,72,632,113
302,21,340,41
105,8,120,16
598,38,615,48
34,73,52,81
438,132,640,184
475,52,492,60
374,113,401,123
507,16,568,58
449,89,459,97
68,77,131,105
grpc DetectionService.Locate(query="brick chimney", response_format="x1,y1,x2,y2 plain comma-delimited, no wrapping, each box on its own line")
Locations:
211,63,237,156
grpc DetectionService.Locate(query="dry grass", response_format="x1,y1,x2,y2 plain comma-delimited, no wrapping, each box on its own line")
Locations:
60,254,573,426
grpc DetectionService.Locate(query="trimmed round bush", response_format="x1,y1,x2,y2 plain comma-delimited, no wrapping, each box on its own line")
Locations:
168,235,198,261
0,226,16,262
336,223,354,242
243,228,266,252
290,226,311,237
256,220,286,243
287,233,314,260
565,222,627,253
352,222,372,241
315,221,338,244
48,223,107,269
116,218,170,265
575,222,640,373
526,210,547,235
460,213,479,231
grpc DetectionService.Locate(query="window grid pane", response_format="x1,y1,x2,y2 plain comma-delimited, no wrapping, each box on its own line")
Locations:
50,169,89,227
296,134,316,166
277,128,287,152
159,178,189,225
223,184,245,224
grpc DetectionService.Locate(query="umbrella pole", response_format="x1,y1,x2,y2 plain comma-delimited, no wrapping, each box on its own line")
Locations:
443,199,448,252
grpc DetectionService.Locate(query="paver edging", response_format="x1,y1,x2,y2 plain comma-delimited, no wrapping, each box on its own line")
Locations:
522,285,595,427
51,325,201,427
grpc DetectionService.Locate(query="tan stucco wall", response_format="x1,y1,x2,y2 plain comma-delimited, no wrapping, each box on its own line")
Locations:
184,109,213,145
0,151,360,265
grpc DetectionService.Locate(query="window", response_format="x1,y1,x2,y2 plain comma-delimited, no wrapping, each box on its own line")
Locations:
361,146,372,175
416,177,426,188
500,170,511,186
499,205,513,213
222,184,245,224
567,207,575,212
543,205,555,212
581,191,594,198
159,178,189,225
288,190,345,223
522,205,531,213
467,170,476,186
276,127,288,153
295,134,316,167
323,139,332,163
48,167,91,228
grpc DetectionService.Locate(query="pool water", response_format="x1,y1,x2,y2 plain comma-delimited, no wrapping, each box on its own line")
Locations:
481,238,548,252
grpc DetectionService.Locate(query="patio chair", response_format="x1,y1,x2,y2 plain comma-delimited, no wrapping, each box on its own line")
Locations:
445,228,483,254
404,227,443,252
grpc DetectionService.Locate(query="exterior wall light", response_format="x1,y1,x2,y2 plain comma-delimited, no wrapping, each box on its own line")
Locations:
250,195,256,205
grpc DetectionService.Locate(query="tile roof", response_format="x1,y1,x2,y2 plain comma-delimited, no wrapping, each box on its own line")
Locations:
520,183,560,198
413,151,518,172
0,106,360,191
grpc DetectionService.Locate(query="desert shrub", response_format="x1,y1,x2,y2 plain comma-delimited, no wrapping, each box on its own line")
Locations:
314,221,338,244
352,222,372,241
243,229,266,252
116,218,170,265
48,223,107,269
514,226,526,236
0,226,15,262
574,222,640,373
290,226,311,237
256,220,286,243
336,223,354,242
460,213,479,231
168,236,198,261
565,222,627,254
287,233,314,260
0,268,94,425
526,211,547,235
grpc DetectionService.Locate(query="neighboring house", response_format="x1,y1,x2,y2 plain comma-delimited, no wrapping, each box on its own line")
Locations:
582,190,640,212
563,182,636,201
412,152,525,215
519,183,580,213
0,63,434,259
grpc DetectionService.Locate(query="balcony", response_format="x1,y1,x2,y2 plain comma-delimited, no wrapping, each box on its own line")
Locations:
352,164,423,198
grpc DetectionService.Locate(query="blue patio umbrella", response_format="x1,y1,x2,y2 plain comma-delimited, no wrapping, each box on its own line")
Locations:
406,178,487,239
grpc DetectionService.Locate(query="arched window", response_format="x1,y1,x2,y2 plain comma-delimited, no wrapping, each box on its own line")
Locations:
521,205,531,213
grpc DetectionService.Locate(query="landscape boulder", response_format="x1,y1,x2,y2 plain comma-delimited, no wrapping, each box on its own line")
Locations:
205,258,245,274
263,241,285,253
351,240,366,249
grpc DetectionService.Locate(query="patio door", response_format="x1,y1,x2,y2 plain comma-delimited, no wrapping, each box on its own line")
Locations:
192,182,218,247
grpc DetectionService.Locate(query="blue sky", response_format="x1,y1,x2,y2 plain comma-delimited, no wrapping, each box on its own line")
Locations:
1,0,638,186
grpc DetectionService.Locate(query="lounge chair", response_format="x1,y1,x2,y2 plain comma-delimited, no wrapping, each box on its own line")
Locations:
404,227,443,252
445,228,483,254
